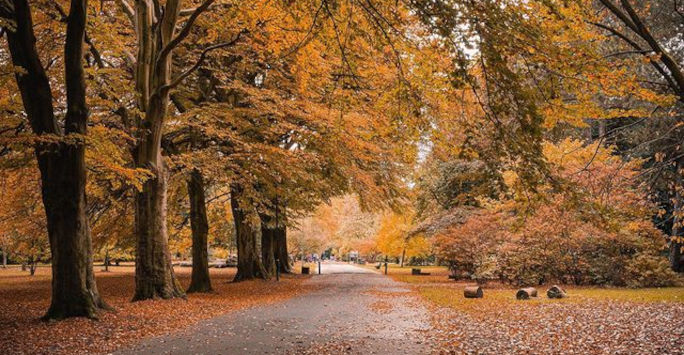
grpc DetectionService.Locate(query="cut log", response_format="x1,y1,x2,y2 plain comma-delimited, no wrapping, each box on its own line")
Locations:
547,285,566,299
301,266,310,275
411,268,421,275
516,287,538,300
464,285,483,298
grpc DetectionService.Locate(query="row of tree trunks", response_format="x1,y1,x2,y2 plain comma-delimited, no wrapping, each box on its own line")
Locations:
186,169,213,293
2,0,109,320
230,184,268,281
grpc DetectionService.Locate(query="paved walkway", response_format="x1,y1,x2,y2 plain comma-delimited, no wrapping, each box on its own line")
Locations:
116,263,430,354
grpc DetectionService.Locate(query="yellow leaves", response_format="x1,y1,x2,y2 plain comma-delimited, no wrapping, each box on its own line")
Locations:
85,125,153,192
501,170,519,190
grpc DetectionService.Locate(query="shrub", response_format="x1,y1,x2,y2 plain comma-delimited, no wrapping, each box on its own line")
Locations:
433,140,678,288
625,252,680,288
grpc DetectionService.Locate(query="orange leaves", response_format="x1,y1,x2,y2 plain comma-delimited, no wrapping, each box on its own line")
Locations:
431,139,674,286
0,267,314,354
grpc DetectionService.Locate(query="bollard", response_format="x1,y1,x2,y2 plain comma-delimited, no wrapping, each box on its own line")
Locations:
318,261,321,275
275,259,280,281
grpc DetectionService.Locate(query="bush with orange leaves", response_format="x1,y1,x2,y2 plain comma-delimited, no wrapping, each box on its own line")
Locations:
435,139,679,287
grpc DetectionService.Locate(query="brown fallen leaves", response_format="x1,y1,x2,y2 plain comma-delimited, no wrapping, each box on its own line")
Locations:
369,300,393,314
418,284,684,354
0,266,314,355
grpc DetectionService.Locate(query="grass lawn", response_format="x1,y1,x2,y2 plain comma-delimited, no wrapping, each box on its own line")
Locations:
418,285,684,313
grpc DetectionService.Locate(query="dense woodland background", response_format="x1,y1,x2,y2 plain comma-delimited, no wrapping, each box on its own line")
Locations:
0,0,682,320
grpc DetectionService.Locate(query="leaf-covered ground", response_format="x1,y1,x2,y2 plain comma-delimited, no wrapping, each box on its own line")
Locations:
0,265,313,355
375,265,684,354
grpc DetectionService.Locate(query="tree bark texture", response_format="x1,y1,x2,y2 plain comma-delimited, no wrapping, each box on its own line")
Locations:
130,0,186,300
230,184,267,281
274,222,291,273
133,162,184,300
260,214,276,278
1,0,108,320
186,169,212,293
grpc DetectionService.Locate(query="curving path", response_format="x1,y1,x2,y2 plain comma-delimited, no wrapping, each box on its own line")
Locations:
116,263,430,354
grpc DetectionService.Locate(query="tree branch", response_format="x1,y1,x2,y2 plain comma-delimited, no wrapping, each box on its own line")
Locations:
158,29,246,95
156,0,215,67
114,0,135,27
589,21,679,96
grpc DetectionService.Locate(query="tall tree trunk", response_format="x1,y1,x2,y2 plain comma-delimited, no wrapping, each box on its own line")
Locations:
132,157,184,300
129,0,187,300
1,248,6,268
260,214,277,277
274,224,291,274
29,257,36,276
230,184,268,281
186,169,213,293
2,0,108,320
670,157,684,272
400,247,406,267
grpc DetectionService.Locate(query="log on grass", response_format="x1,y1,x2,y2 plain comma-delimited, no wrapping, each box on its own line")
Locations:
516,287,538,300
547,285,566,299
411,268,421,275
464,285,483,298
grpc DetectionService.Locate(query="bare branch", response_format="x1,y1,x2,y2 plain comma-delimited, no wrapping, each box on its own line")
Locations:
115,0,135,27
589,21,679,96
156,0,215,67
159,29,246,95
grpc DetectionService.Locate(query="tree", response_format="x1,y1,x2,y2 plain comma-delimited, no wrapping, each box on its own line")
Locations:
1,0,109,319
230,183,268,281
408,0,681,273
186,169,212,292
112,0,244,300
588,0,684,272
